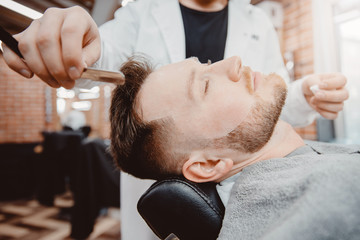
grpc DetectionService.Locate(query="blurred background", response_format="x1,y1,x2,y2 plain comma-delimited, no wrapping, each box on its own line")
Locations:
0,0,359,239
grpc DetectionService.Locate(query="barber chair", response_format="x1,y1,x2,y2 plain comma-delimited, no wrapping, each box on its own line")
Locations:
137,176,225,240
39,132,120,239
38,131,84,205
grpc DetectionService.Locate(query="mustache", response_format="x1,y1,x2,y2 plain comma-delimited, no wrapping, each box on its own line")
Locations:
240,66,254,94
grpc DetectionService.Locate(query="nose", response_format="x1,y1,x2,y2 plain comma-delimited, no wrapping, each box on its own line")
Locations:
210,56,242,82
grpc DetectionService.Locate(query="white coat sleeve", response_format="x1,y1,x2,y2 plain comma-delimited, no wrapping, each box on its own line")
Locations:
261,22,317,127
75,2,141,89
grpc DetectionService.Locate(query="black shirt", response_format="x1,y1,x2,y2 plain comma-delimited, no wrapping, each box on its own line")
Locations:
180,3,228,63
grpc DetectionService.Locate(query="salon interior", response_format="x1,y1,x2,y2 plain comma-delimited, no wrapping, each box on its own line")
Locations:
0,0,359,239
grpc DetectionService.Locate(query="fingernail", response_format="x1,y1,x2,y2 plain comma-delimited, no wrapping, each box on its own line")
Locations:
20,69,32,78
82,57,88,68
62,80,75,89
49,78,60,88
68,66,80,80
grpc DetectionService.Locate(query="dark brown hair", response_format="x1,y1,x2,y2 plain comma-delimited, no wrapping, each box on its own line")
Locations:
109,56,182,180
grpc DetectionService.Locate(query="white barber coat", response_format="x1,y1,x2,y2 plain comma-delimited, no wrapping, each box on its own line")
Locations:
78,0,317,239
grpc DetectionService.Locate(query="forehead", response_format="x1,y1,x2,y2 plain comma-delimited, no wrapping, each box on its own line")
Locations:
137,59,195,122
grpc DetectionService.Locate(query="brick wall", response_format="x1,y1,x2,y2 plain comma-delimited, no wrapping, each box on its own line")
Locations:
0,56,58,143
83,85,113,139
0,54,111,144
271,0,317,140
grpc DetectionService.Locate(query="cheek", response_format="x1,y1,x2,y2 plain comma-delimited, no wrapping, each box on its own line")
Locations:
198,90,255,138
257,74,286,99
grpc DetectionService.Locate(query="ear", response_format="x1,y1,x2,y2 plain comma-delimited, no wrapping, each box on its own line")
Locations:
182,152,233,183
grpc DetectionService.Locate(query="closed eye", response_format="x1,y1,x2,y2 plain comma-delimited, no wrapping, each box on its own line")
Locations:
204,79,209,95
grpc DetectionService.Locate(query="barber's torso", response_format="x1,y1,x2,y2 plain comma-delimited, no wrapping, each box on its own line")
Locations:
98,0,288,80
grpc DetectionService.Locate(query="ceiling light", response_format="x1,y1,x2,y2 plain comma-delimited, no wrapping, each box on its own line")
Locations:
72,101,92,111
121,0,135,7
0,0,43,20
79,86,100,93
78,92,99,100
57,87,75,99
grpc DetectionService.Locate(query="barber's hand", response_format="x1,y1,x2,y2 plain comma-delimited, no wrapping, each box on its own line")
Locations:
302,73,349,119
1,6,100,89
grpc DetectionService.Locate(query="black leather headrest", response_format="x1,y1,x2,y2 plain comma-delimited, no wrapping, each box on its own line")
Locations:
137,177,225,240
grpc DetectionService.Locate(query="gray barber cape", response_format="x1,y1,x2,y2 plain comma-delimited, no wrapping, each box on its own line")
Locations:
218,141,360,240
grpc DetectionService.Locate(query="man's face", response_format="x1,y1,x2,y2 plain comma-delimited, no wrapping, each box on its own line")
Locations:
137,56,286,153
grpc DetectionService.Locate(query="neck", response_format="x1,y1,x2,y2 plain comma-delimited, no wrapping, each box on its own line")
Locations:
179,0,228,11
219,120,305,181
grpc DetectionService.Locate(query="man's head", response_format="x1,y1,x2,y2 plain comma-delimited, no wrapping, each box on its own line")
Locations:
110,56,287,181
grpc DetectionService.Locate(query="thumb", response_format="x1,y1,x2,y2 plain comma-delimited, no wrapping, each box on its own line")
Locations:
302,74,321,96
1,33,34,78
81,37,101,70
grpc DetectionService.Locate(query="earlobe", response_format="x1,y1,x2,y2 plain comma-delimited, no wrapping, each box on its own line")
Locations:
182,152,233,183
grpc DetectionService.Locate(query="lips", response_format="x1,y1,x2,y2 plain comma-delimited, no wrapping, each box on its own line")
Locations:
240,66,262,93
253,71,261,92
239,66,252,92
250,71,255,91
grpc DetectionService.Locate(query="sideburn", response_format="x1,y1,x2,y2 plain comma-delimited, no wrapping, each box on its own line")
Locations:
211,84,287,153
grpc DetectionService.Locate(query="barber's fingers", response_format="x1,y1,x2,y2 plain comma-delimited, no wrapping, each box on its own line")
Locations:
305,84,349,120
19,20,61,88
1,38,33,79
317,73,347,90
310,100,341,119
302,74,320,96
4,9,63,88
302,73,347,96
315,108,339,120
309,89,348,120
61,6,100,82
81,34,101,70
34,8,74,88
310,100,344,113
313,88,349,103
2,6,99,89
